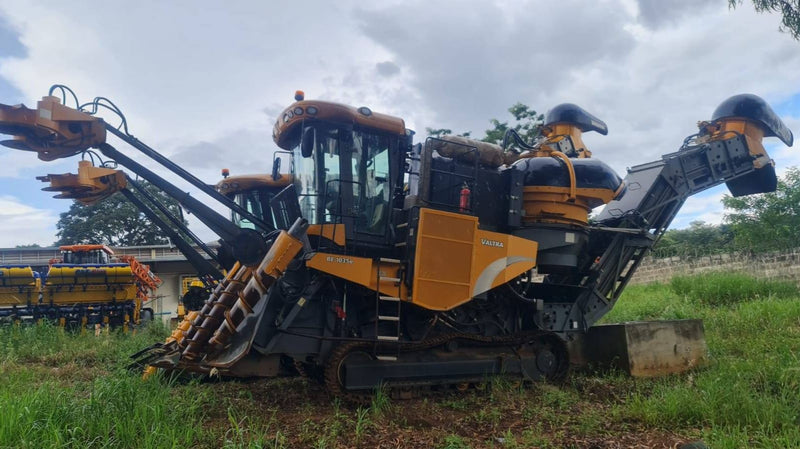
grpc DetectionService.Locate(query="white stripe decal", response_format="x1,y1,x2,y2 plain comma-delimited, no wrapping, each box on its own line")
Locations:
472,256,535,296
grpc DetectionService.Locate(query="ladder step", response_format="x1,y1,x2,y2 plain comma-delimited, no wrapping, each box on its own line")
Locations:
379,277,401,283
377,335,399,341
396,222,408,229
376,355,397,361
395,242,407,247
378,315,399,321
379,257,401,264
379,295,400,302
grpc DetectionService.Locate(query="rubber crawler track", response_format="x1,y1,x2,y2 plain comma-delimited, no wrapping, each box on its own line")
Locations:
323,330,569,404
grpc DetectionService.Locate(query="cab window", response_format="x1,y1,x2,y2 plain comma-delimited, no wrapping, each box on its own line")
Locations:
352,132,391,234
233,191,262,230
292,123,395,240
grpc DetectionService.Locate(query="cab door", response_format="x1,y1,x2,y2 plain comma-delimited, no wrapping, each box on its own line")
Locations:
343,129,397,248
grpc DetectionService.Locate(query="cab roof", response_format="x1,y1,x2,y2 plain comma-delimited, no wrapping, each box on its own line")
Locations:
272,99,406,150
59,244,114,255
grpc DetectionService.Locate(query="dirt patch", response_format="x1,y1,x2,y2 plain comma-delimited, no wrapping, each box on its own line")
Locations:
560,431,694,449
183,376,698,448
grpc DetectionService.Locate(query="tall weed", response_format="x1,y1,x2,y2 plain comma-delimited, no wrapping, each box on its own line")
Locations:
670,272,798,306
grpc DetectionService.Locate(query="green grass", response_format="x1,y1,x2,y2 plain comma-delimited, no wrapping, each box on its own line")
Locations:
669,272,798,306
605,274,800,448
0,323,212,448
0,372,208,448
0,272,798,448
0,320,168,367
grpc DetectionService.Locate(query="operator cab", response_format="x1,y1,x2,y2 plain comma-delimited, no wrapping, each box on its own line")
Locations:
215,172,293,230
273,92,409,250
57,244,113,265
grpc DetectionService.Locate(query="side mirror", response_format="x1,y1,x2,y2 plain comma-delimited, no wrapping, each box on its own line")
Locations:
272,157,282,181
301,127,315,158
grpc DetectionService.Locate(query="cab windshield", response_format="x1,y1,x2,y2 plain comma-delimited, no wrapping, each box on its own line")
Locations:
62,250,110,265
292,124,392,235
231,189,274,229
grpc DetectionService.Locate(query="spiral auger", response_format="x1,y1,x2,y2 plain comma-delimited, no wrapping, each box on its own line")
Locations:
139,218,308,375
203,218,307,358
180,262,253,360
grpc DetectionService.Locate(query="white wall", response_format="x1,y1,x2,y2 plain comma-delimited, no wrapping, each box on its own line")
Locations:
147,272,183,323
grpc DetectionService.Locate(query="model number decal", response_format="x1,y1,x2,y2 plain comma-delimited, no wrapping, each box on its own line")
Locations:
326,256,354,264
480,238,504,248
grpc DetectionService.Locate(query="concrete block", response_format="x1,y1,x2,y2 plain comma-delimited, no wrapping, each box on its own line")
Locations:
569,319,707,377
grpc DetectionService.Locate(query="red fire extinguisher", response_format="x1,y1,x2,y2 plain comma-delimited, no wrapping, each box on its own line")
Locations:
459,183,471,212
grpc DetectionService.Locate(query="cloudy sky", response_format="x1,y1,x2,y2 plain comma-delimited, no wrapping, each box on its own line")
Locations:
0,0,798,247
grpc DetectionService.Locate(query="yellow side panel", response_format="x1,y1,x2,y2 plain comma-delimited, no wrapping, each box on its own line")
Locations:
471,228,538,294
46,266,134,285
412,208,538,311
261,230,306,278
412,210,475,310
0,268,41,305
306,253,409,299
0,288,36,306
306,208,537,311
307,254,374,286
45,284,138,304
307,224,346,246
0,267,36,286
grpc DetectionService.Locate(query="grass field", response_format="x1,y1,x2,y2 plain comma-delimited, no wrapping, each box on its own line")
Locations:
1,272,799,448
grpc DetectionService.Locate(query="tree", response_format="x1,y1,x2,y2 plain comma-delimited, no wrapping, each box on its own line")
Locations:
729,0,800,40
426,102,544,149
722,167,800,251
655,221,735,256
482,103,544,150
55,180,186,246
15,244,42,249
425,128,471,139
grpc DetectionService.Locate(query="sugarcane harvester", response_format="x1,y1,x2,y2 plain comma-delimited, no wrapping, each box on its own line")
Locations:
0,86,792,398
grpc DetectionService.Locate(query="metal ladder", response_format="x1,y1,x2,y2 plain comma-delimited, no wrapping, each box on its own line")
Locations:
374,257,402,361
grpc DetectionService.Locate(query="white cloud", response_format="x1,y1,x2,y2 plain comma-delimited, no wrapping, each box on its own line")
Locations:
0,1,401,147
0,195,56,246
671,189,728,228
350,0,799,180
0,150,57,177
